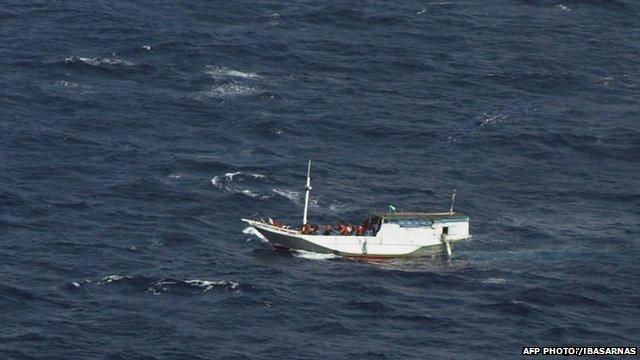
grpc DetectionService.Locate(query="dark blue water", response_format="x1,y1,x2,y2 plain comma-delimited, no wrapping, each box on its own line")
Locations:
1,1,639,358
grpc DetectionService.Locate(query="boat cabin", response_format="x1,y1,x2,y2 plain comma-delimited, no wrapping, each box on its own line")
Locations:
376,211,470,240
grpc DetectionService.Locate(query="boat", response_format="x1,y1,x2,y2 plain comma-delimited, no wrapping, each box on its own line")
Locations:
241,161,470,258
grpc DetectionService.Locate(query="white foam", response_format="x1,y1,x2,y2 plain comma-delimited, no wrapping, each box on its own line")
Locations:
186,279,239,291
168,173,181,179
272,189,301,203
65,56,134,66
202,83,255,98
211,176,222,188
293,250,339,260
241,189,260,198
142,45,151,50
478,113,509,126
483,277,507,284
206,65,259,79
417,9,427,14
72,281,80,288
155,280,177,286
224,172,266,181
55,80,79,88
556,4,570,11
102,275,128,283
243,226,268,242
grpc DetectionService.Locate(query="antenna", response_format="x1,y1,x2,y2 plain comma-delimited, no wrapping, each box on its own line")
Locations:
449,189,456,215
302,160,312,225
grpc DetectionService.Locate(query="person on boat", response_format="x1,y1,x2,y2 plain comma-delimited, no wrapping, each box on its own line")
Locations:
356,225,365,236
302,223,318,235
323,224,333,235
338,224,351,236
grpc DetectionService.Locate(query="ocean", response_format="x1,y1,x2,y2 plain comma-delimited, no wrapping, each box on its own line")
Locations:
1,0,639,358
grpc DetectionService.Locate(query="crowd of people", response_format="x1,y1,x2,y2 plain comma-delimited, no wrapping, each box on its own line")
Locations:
261,217,382,236
301,218,381,236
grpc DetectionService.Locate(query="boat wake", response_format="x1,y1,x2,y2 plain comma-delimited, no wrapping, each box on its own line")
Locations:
293,250,340,260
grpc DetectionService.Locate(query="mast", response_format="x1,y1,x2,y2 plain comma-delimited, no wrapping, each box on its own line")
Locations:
302,160,312,225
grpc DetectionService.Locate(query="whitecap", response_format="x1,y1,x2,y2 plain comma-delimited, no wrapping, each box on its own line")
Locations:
211,176,222,188
142,45,151,50
186,279,239,291
293,250,339,260
65,56,134,66
72,281,81,288
238,189,272,199
205,65,259,79
483,277,507,284
168,173,181,179
241,189,260,198
272,189,301,203
202,83,255,98
556,4,570,11
102,275,128,283
225,172,266,181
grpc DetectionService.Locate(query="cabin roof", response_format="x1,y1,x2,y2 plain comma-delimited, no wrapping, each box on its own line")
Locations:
375,211,469,221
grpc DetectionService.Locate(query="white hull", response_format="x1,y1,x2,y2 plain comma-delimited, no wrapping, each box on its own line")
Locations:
242,214,470,257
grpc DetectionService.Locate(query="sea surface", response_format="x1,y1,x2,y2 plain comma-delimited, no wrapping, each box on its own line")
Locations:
1,0,639,359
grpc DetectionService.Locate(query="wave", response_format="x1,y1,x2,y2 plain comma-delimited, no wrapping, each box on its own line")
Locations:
435,102,537,146
271,188,301,203
211,172,274,199
64,56,134,67
210,171,268,187
211,176,223,188
224,172,267,181
482,277,507,284
99,275,240,295
205,65,259,79
197,83,256,98
240,189,262,198
184,280,239,291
